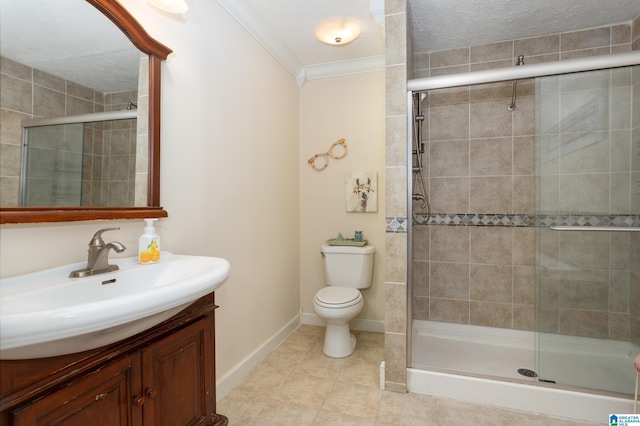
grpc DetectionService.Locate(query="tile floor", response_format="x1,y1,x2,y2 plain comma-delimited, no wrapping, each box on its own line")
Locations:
217,325,599,425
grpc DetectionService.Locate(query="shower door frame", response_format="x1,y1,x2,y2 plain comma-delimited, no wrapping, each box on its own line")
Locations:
405,50,640,369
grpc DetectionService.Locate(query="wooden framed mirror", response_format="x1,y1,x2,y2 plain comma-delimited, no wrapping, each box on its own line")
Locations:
0,0,171,224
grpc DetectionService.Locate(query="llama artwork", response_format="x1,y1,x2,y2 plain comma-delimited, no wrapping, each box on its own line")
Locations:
346,172,377,213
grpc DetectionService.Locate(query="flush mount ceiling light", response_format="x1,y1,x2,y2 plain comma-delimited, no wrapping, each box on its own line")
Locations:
315,18,361,46
147,0,188,14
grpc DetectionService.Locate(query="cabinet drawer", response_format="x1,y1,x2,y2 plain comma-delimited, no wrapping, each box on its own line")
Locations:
11,355,142,426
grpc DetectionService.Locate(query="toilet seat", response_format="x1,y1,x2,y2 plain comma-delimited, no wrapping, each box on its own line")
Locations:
314,287,362,309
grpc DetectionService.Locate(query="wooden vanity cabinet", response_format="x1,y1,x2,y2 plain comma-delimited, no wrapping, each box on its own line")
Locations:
0,294,228,426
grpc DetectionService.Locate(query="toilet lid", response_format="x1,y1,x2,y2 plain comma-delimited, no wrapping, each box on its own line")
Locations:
314,287,362,308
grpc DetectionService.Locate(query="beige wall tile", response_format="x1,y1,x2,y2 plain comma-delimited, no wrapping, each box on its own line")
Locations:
385,166,407,217
385,64,407,116
561,27,610,51
558,309,609,338
470,301,512,327
514,34,559,57
385,232,407,283
513,136,536,175
469,176,512,212
513,304,534,330
613,24,631,45
430,298,469,323
430,103,469,140
470,99,512,138
413,295,430,320
431,261,469,299
561,47,610,60
470,264,512,303
1,74,33,113
412,224,430,261
430,48,469,68
470,137,512,176
430,140,469,176
385,282,407,334
1,56,32,81
513,265,535,305
412,260,429,297
470,227,513,265
430,226,469,262
470,41,513,63
386,115,407,167
513,175,534,213
513,228,535,266
384,332,407,386
559,232,610,270
430,177,470,212
385,13,408,66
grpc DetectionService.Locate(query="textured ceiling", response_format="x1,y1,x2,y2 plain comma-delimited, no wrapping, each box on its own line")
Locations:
2,0,640,92
0,0,139,93
409,0,640,54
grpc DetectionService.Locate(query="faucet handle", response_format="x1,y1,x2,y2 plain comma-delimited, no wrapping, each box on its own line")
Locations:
89,227,120,247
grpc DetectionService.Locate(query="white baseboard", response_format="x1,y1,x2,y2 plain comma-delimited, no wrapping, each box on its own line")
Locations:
216,311,301,400
301,312,385,334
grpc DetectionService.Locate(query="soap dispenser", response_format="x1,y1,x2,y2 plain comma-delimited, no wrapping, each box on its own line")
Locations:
139,218,160,264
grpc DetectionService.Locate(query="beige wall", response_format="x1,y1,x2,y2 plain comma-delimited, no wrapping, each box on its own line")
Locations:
299,71,386,325
0,0,301,387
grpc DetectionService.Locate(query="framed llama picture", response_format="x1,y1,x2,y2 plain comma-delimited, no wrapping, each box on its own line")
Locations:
346,172,377,213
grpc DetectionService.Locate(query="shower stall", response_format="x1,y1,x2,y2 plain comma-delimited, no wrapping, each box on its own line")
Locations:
406,51,640,416
21,110,138,207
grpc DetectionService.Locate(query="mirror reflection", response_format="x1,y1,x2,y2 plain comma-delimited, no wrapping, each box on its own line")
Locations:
0,0,147,207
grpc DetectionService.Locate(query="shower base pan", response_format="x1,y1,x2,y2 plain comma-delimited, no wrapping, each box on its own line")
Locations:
409,320,637,422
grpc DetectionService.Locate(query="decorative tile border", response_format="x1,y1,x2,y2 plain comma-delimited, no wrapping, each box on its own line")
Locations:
386,214,640,233
386,216,408,233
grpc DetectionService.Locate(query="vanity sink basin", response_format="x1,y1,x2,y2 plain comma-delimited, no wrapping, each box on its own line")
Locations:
0,252,230,360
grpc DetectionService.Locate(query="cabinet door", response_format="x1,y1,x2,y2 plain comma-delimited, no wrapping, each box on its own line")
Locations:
141,317,213,426
11,354,142,426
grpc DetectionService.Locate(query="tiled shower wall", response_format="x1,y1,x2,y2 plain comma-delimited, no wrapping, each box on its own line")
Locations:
409,21,639,339
535,67,639,341
384,0,409,392
84,91,138,207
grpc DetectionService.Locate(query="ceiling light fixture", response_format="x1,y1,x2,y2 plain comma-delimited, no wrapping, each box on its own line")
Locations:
315,18,361,46
147,0,188,14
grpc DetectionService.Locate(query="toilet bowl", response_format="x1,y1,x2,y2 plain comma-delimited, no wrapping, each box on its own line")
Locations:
313,244,375,358
313,287,363,358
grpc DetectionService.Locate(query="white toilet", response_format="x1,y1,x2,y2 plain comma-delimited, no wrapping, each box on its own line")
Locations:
313,244,375,358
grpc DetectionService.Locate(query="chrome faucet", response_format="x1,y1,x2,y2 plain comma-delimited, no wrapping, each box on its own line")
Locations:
69,227,126,278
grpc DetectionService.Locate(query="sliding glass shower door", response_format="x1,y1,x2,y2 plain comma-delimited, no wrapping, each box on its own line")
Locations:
535,65,640,394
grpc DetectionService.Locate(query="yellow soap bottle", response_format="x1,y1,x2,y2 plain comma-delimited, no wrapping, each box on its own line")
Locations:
139,219,160,264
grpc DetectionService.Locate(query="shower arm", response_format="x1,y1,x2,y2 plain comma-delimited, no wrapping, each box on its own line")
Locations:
507,55,525,111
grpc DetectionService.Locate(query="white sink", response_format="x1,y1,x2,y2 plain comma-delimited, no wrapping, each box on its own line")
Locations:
0,252,230,360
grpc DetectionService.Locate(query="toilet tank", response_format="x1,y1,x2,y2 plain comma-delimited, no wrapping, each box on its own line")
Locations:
321,244,375,289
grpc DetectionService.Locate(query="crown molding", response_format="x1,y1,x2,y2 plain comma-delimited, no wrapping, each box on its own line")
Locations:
215,0,304,76
305,55,385,80
216,0,385,87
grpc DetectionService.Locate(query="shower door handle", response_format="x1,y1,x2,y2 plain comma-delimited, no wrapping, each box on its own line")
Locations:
549,226,640,232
